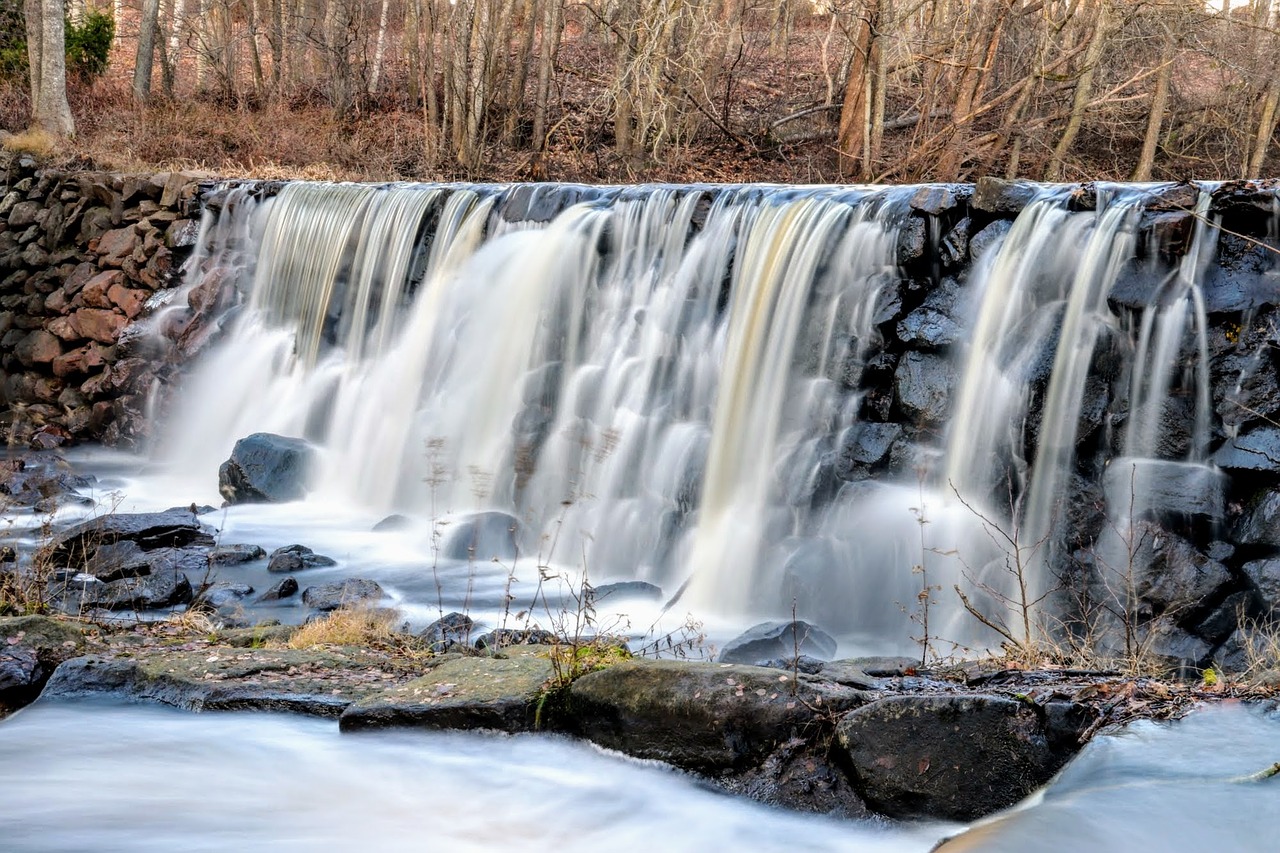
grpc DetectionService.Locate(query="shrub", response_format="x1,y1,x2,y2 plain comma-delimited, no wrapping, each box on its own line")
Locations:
65,9,112,81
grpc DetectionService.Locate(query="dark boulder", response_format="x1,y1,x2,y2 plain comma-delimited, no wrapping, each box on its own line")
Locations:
442,511,521,562
420,612,475,652
1103,459,1225,527
199,582,255,608
217,433,315,504
267,544,337,573
210,544,266,565
969,219,1012,261
301,579,384,612
256,577,299,603
1233,490,1280,549
971,177,1039,215
562,659,867,773
1243,558,1280,612
594,581,663,603
43,508,213,568
473,627,556,650
718,620,838,665
834,694,1088,821
1212,426,1280,474
893,351,955,425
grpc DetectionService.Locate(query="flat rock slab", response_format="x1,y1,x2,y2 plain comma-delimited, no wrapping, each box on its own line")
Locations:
43,646,412,717
834,694,1087,822
561,659,870,774
44,509,214,565
340,647,553,733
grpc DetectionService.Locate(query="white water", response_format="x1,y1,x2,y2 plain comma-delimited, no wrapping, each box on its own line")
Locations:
0,700,937,852
1,700,1276,851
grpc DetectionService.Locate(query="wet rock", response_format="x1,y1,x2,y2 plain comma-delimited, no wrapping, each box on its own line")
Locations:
971,177,1039,215
473,628,556,650
43,647,402,716
218,433,315,504
1125,522,1231,618
1103,459,1225,526
84,567,193,610
420,612,475,652
1235,489,1280,549
718,738,870,818
256,577,299,603
267,544,337,573
908,185,965,216
43,508,213,567
834,694,1085,821
839,422,903,474
563,659,867,773
594,581,663,603
1212,426,1280,473
1243,558,1280,611
758,655,826,675
1141,619,1213,674
372,514,412,532
210,544,267,565
301,579,384,612
967,219,1011,261
340,648,554,733
200,582,255,608
896,216,928,266
0,615,87,712
14,330,61,367
718,620,837,665
1195,590,1256,643
442,511,521,562
81,540,152,582
1213,351,1280,434
893,351,955,425
0,646,41,705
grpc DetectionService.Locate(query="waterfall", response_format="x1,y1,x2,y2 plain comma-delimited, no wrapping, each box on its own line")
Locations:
153,180,1241,653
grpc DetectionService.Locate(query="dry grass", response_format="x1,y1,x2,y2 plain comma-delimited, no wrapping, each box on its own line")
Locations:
1234,617,1280,683
287,605,413,650
1,127,57,158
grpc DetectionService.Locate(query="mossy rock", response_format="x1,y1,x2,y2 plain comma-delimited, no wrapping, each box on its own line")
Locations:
559,658,870,774
339,646,553,733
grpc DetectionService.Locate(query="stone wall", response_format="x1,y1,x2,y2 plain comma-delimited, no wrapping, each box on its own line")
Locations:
0,151,207,448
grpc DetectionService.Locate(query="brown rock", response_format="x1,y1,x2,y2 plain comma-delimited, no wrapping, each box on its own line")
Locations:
73,308,127,344
46,315,81,342
108,284,148,319
63,262,98,296
77,270,124,309
14,330,62,367
95,228,138,267
52,343,107,378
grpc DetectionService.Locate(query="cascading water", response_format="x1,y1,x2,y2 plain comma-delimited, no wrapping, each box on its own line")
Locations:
148,179,1243,655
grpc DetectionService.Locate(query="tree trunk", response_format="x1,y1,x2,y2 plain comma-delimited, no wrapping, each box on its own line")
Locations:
369,0,392,94
26,0,75,136
134,0,163,101
837,0,880,178
1044,1,1112,182
532,0,564,151
1131,27,1174,181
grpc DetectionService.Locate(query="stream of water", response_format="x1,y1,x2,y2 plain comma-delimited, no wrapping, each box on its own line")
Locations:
0,700,1276,851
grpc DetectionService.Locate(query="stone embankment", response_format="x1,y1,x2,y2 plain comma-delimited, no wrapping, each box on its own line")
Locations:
0,151,208,447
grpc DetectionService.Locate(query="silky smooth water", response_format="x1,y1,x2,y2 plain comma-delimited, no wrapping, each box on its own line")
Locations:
0,701,1276,851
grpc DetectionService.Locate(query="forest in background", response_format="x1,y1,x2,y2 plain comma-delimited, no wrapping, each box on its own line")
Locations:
1,0,1279,184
